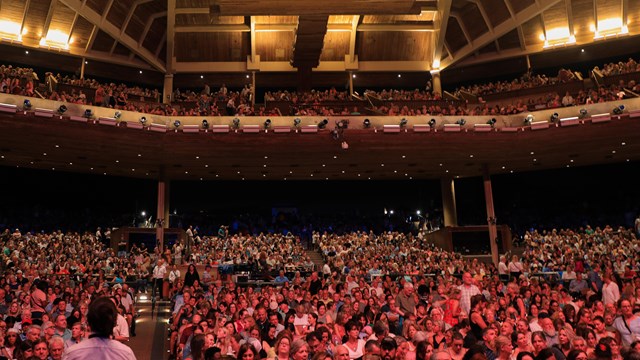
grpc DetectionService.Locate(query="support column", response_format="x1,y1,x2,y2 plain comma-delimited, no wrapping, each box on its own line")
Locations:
156,179,170,251
348,71,354,95
163,74,174,104
431,71,442,96
440,177,458,227
483,166,499,265
80,58,86,79
525,55,531,71
251,71,256,107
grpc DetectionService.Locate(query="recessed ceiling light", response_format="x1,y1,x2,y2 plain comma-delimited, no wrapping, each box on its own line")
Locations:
501,166,506,169
289,171,293,174
195,156,199,159
137,153,142,157
90,167,94,170
325,178,329,180
205,165,209,167
310,174,314,177
43,153,47,156
115,160,119,163
131,168,135,171
570,159,574,163
510,170,514,173
394,170,397,173
342,170,345,173
404,173,408,176
530,151,534,155
200,178,203,181
69,162,73,165
30,161,34,164
402,155,406,159
445,170,449,173
52,168,55,170
264,156,268,159
409,177,413,180
237,171,241,174
322,164,326,167
0,155,4,159
612,150,616,154
242,178,245,180
566,165,570,168
263,174,266,177
55,145,59,148
200,75,203,79
284,178,287,180
368,177,371,180
333,155,337,159
145,173,149,176
469,155,474,158
215,174,219,177
439,163,443,166
263,164,267,167
622,142,626,146
456,175,460,179
533,159,537,162
397,74,402,78
358,174,361,177
139,70,142,74
381,164,384,167
185,171,188,174
627,159,630,162
25,50,29,54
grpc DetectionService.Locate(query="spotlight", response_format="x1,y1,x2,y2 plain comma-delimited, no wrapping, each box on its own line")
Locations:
550,113,559,122
487,118,497,127
524,114,534,125
23,99,32,110
140,116,147,125
114,111,122,120
428,118,436,128
612,105,625,115
579,108,588,118
263,119,271,129
57,105,67,114
293,118,301,127
455,118,466,126
318,119,328,129
400,118,408,127
363,119,371,128
202,119,209,129
232,117,240,128
84,109,93,118
336,119,349,129
173,120,181,128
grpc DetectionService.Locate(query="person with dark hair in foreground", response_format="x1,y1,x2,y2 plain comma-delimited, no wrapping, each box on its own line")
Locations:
62,297,136,360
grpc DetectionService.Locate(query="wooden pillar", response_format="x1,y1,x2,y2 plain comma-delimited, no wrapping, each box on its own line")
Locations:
163,74,173,104
431,71,442,96
483,166,499,265
348,71,354,95
440,177,458,227
156,179,170,250
80,58,86,80
251,71,256,107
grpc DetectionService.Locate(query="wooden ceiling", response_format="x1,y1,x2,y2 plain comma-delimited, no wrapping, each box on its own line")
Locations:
1,0,639,82
0,113,638,181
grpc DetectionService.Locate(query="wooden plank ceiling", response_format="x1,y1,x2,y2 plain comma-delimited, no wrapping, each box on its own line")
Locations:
0,0,639,79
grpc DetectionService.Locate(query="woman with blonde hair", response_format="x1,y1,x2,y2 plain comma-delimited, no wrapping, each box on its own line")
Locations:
267,331,293,360
494,336,514,360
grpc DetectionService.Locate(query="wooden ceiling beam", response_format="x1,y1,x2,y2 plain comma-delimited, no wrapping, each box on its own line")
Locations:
440,0,562,69
42,0,58,38
155,31,166,58
85,24,96,52
517,25,527,50
173,23,435,33
174,7,209,15
622,0,628,28
565,0,574,38
432,0,452,69
19,0,32,37
250,16,256,62
59,0,166,72
348,15,360,62
67,12,78,44
450,13,472,45
166,0,175,73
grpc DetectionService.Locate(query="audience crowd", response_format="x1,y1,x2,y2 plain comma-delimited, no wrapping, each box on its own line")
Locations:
3,221,640,360
3,56,639,119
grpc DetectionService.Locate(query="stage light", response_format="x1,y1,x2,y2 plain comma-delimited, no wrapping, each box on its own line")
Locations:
293,118,301,127
57,105,67,114
336,119,349,129
232,117,240,128
428,119,436,128
550,113,559,122
487,118,497,127
263,119,271,129
579,108,588,118
363,119,371,128
114,111,122,120
318,119,328,129
140,116,147,125
23,99,32,110
84,109,92,118
173,120,181,128
455,118,466,126
400,118,408,127
524,114,534,125
202,119,209,129
612,105,625,115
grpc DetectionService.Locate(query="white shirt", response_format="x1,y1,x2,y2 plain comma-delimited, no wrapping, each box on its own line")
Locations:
169,269,181,283
63,336,136,360
153,264,166,279
113,314,130,339
602,281,620,305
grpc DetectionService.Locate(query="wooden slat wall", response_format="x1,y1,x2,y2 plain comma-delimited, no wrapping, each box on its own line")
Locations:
629,0,640,34
542,1,569,40
596,0,621,26
176,0,209,7
85,0,108,14
461,3,489,39
571,0,595,42
253,16,298,24
70,16,94,50
328,15,354,24
141,17,165,51
508,0,536,14
521,15,545,48
498,29,522,50
49,1,76,37
106,1,128,29
483,0,511,28
22,0,52,43
0,0,26,23
445,18,468,53
356,32,431,61
210,16,245,25
320,32,349,61
255,32,294,61
175,32,249,62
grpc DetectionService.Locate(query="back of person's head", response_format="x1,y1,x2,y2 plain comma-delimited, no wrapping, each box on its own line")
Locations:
204,346,221,360
462,345,487,360
535,348,555,360
190,334,206,360
516,352,535,360
87,296,117,337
